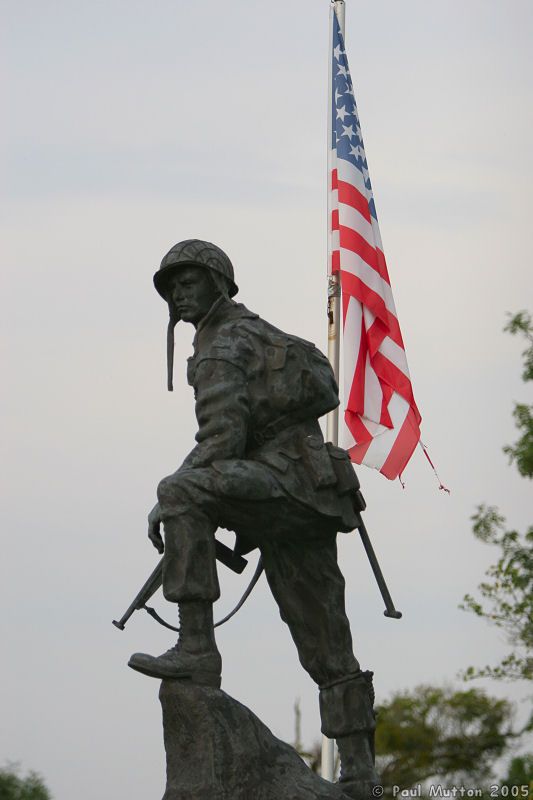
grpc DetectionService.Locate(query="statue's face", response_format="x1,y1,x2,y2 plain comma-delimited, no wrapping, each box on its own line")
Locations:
167,265,220,326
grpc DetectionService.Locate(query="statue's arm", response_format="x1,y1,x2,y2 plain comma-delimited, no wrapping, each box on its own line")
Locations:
147,355,250,553
180,357,250,469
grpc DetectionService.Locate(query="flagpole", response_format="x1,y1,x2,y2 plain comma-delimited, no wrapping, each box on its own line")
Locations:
323,0,346,783
326,0,345,448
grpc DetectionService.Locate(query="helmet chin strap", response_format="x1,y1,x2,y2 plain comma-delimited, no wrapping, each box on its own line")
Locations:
165,271,227,392
166,308,179,391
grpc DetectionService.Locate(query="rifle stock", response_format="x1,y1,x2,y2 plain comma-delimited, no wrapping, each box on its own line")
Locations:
112,538,248,631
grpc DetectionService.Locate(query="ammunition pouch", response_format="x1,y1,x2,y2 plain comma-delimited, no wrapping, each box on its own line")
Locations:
326,443,366,512
301,434,338,489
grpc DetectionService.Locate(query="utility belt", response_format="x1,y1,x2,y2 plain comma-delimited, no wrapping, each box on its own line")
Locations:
249,416,366,511
247,412,309,448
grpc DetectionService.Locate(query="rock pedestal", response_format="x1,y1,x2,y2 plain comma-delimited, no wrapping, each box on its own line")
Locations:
159,680,352,800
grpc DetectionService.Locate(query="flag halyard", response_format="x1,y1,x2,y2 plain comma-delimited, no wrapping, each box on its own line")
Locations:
329,9,421,480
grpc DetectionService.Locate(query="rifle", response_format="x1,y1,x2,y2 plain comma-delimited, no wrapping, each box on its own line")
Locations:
357,520,402,619
112,538,248,632
113,519,401,632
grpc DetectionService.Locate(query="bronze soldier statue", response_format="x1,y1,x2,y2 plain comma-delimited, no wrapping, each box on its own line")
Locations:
128,239,379,799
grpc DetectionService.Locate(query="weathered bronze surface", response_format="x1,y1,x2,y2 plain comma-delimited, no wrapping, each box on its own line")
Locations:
159,681,354,800
127,239,379,799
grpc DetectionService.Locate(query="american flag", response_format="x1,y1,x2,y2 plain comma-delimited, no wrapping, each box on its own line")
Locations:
329,8,421,480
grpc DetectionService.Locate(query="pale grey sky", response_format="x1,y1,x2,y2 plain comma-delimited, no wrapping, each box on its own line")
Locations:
2,1,532,798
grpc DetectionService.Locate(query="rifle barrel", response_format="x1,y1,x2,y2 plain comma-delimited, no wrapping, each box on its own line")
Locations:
358,521,402,619
112,559,163,631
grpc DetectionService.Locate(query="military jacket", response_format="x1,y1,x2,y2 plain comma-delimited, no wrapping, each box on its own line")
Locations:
180,297,363,531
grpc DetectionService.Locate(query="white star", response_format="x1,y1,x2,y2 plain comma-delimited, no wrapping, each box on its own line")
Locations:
336,105,350,122
337,63,348,79
333,44,345,60
362,166,370,183
349,143,359,158
341,123,355,139
335,87,344,104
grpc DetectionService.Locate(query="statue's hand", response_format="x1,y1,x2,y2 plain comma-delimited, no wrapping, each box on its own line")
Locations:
148,503,164,554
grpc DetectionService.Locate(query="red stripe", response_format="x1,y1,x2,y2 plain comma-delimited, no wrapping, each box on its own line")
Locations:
380,383,393,428
347,315,367,415
421,445,450,493
330,164,422,479
346,409,373,446
337,180,371,223
376,247,391,284
372,351,421,423
380,406,421,479
341,287,350,324
366,316,389,357
348,439,373,465
341,290,418,422
340,271,403,349
340,225,390,284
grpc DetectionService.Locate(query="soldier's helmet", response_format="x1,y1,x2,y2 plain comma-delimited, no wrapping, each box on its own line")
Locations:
153,239,238,300
154,239,238,392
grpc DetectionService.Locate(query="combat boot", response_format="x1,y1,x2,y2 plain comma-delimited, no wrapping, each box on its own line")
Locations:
336,732,379,800
128,600,222,687
319,670,379,800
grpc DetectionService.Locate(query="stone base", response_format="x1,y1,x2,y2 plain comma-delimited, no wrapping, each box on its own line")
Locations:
160,680,352,800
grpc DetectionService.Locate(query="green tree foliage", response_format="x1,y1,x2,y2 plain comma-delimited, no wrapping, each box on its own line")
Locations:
0,765,51,800
501,755,533,795
502,311,533,479
291,316,533,790
461,508,533,681
375,685,516,792
461,312,533,682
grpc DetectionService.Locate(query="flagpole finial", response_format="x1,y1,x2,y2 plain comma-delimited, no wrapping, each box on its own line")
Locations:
333,0,345,36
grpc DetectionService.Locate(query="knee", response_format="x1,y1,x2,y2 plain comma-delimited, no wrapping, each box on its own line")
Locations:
157,468,220,524
157,469,196,506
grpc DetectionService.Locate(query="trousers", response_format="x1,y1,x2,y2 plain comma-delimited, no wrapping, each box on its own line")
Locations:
157,463,360,689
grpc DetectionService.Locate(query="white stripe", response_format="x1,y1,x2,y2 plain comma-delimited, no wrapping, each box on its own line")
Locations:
363,306,375,333
338,248,398,317
338,198,376,249
360,393,410,470
340,411,389,450
330,144,418,477
363,353,383,423
379,336,411,380
332,157,386,255
333,152,369,201
342,295,362,406
327,145,337,277
370,216,384,253
329,178,338,272
357,415,387,438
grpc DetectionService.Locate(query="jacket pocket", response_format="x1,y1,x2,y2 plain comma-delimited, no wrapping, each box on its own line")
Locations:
301,435,338,489
256,452,290,474
326,444,366,510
